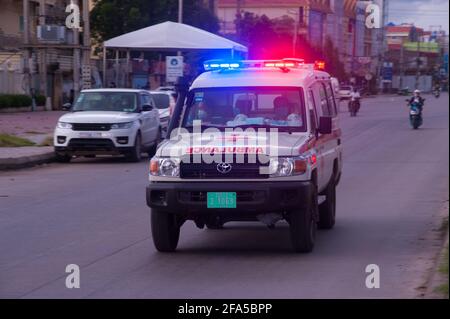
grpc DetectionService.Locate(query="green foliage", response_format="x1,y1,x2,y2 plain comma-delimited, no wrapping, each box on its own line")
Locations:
323,36,348,81
90,0,219,46
0,134,35,147
0,94,32,108
234,12,321,62
35,95,46,106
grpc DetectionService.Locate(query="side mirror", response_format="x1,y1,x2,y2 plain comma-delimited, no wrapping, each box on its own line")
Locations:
62,103,71,110
318,116,332,135
141,104,153,112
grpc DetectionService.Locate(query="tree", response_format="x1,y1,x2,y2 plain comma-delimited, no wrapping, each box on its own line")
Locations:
234,12,323,62
90,0,219,46
322,36,347,81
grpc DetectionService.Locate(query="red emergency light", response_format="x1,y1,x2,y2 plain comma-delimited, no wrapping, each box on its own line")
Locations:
264,61,297,68
314,60,326,70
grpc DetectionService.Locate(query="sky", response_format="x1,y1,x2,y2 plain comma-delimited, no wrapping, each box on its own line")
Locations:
387,0,449,33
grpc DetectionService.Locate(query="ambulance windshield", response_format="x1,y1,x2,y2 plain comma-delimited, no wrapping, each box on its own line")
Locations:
182,87,306,132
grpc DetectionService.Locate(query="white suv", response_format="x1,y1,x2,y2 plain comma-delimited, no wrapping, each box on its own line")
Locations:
146,60,343,253
54,89,161,162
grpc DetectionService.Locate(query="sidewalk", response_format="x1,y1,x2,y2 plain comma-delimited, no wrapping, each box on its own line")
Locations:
0,111,64,170
0,146,55,170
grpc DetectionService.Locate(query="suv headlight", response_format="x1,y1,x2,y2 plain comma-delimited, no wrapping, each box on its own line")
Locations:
57,122,72,129
269,155,314,177
111,121,135,129
150,157,180,177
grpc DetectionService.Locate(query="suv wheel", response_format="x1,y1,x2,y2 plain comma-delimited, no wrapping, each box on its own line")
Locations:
318,174,336,229
126,134,142,162
151,209,180,252
289,184,318,253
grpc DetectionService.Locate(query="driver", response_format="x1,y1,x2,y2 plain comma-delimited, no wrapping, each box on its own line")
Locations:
233,99,252,123
273,96,302,126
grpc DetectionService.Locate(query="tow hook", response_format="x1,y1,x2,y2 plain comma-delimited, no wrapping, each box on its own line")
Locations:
257,213,282,229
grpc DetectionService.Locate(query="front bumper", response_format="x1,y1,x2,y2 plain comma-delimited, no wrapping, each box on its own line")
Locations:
54,127,137,155
146,181,313,216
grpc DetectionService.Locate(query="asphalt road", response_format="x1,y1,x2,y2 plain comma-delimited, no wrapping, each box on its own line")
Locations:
0,94,448,298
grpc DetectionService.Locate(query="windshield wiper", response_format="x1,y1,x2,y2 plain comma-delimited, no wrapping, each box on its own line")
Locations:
184,124,226,130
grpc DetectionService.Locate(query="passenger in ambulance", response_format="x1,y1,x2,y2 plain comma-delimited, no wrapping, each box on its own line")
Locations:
273,96,303,126
186,97,213,125
232,99,252,124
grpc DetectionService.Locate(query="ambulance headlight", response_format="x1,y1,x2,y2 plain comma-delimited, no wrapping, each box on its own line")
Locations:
269,157,309,177
150,157,180,177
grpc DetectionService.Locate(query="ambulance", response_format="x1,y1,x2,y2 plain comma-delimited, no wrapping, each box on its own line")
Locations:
146,58,343,253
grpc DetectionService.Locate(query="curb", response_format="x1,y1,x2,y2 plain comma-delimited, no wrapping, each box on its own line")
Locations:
0,151,56,170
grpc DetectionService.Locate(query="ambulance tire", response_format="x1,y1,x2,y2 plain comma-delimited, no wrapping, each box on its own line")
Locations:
318,173,336,229
289,183,317,253
151,209,180,252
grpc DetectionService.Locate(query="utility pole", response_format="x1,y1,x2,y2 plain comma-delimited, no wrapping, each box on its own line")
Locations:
293,9,299,57
236,0,242,38
177,0,183,56
39,0,50,110
399,40,404,89
22,0,31,96
73,0,80,97
81,0,92,90
376,0,389,92
415,34,421,89
82,0,91,66
178,0,183,24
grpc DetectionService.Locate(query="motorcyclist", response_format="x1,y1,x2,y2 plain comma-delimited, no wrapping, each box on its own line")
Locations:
349,87,361,115
408,89,424,112
433,83,441,97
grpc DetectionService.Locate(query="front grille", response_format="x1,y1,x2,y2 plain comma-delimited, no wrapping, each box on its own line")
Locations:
67,138,115,151
72,123,111,131
180,161,269,179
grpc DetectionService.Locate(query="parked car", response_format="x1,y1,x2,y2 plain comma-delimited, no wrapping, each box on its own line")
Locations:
54,89,162,162
338,85,352,100
156,86,176,92
148,90,177,133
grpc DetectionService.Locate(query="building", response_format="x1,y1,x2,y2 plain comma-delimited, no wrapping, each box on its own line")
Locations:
0,0,92,110
385,23,445,91
216,0,332,45
216,0,385,86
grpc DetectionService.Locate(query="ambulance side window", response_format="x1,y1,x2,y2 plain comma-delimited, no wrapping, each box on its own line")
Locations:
308,89,318,133
324,82,337,117
316,83,331,116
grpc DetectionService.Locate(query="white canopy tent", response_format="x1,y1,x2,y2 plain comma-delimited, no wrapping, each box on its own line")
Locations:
102,21,248,86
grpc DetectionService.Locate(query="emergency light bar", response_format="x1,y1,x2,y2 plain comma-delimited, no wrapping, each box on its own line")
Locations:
203,58,321,71
203,60,243,71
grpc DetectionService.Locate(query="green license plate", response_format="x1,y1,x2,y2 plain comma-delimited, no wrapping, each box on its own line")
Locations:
207,192,236,209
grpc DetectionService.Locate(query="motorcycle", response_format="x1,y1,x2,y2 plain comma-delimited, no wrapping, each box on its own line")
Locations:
433,89,440,98
348,98,360,117
406,99,424,129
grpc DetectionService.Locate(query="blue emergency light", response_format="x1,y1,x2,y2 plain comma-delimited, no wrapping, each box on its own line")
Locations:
203,60,243,71
203,58,309,71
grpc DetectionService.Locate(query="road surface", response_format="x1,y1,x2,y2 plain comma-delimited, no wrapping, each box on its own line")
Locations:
0,94,448,298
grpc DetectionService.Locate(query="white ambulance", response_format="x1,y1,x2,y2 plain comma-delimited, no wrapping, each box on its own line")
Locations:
146,59,343,253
